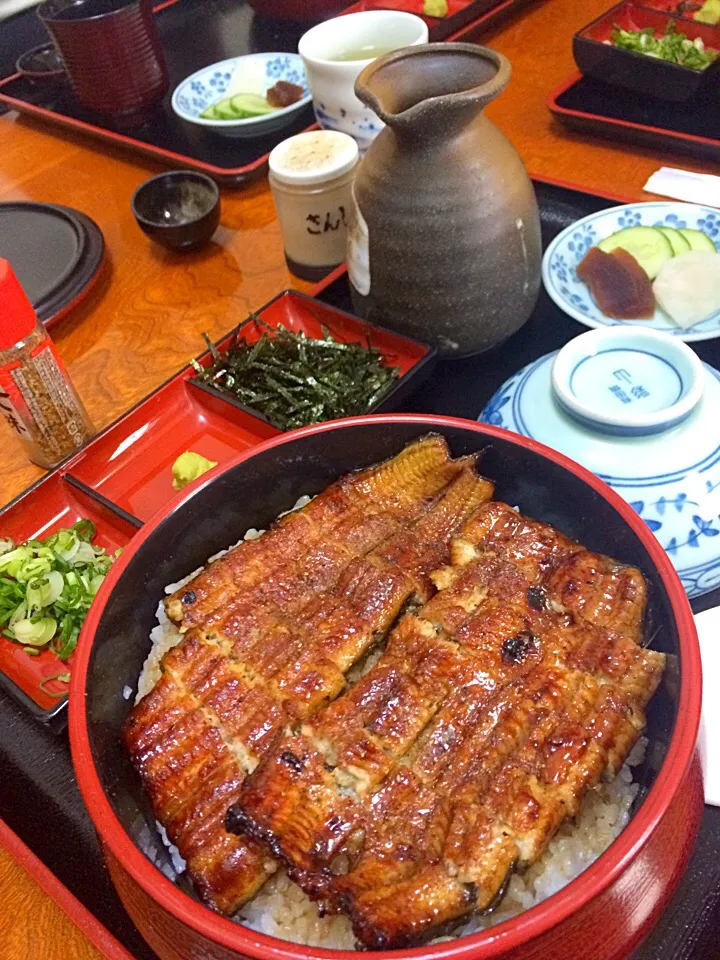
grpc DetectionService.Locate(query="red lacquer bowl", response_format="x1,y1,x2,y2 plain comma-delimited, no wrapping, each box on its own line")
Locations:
69,415,703,960
37,0,168,119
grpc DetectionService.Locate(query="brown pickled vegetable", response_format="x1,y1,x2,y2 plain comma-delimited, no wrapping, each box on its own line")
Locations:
577,247,656,319
266,81,305,109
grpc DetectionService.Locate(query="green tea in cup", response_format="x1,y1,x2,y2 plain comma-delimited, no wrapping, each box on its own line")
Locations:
331,43,402,62
298,10,428,152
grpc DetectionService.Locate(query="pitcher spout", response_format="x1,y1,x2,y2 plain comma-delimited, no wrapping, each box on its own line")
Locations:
355,42,511,136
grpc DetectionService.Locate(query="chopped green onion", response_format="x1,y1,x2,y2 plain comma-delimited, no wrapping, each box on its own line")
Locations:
0,522,118,686
11,617,57,646
27,570,64,611
39,671,71,698
610,20,719,70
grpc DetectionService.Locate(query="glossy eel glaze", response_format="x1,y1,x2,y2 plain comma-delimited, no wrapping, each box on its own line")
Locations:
227,501,665,948
123,436,494,915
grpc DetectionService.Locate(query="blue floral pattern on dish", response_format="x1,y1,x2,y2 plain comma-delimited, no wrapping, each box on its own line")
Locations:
479,360,720,599
617,209,641,228
541,202,720,343
480,380,517,427
173,54,309,126
177,71,234,113
264,56,304,86
698,211,720,238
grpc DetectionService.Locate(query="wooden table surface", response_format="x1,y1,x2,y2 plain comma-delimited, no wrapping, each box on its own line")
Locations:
0,0,717,956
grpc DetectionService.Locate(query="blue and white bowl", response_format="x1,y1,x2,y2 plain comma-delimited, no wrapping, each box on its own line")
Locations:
171,53,310,139
542,201,720,342
480,326,720,598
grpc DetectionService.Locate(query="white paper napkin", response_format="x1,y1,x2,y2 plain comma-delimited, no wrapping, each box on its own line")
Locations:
694,606,720,806
644,167,720,209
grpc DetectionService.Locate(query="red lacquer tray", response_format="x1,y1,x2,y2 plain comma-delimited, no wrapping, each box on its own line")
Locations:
0,0,315,188
548,71,720,164
639,0,720,20
0,0,537,186
0,291,433,723
342,0,537,41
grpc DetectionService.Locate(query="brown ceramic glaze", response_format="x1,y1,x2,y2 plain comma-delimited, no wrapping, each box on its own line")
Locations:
347,43,542,357
37,0,168,120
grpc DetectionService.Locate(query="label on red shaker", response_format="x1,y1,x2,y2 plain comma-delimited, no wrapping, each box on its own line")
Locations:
0,371,32,443
0,340,86,457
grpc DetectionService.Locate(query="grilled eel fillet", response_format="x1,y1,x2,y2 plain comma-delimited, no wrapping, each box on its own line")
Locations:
228,503,665,948
163,435,459,630
123,437,494,915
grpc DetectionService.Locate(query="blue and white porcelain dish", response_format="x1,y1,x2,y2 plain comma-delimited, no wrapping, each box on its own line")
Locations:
171,54,310,139
480,327,720,599
542,201,720,343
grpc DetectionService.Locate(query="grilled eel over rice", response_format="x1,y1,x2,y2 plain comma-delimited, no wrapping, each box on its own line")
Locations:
227,501,665,948
123,436,494,915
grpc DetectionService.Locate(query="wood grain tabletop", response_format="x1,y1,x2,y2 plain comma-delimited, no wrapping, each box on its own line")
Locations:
0,844,105,960
0,0,717,956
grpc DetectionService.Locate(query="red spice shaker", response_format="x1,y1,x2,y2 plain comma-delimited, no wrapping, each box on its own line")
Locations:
0,259,94,469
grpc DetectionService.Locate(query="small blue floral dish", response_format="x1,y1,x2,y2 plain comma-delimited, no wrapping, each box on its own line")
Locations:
480,326,720,598
171,53,311,139
542,201,720,342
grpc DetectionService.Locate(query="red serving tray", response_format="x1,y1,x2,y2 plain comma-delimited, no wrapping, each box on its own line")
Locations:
0,290,434,722
68,375,280,524
639,0,720,19
0,0,315,188
189,290,434,428
548,70,720,164
0,0,537,185
0,474,138,719
341,0,536,41
573,1,720,102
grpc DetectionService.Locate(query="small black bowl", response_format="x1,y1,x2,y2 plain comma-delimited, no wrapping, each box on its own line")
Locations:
16,42,66,84
131,171,220,252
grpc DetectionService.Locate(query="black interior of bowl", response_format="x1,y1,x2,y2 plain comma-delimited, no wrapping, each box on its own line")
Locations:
133,174,217,227
84,421,680,906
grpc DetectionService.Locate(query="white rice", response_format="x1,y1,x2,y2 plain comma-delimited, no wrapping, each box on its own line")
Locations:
135,499,647,949
237,741,645,949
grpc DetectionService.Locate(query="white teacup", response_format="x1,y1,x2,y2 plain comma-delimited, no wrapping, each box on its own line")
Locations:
298,10,429,152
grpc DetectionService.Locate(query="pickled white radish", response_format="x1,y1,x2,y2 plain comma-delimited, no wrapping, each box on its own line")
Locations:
653,251,720,329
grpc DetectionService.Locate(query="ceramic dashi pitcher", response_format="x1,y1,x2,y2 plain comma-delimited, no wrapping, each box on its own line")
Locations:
347,43,542,356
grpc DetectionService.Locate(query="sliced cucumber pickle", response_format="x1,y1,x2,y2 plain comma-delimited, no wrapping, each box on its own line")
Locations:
200,92,275,121
199,104,222,120
597,226,674,279
213,97,238,120
679,228,716,253
656,227,691,256
230,93,275,117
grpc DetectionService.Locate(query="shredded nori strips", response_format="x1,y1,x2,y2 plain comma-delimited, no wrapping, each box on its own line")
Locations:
192,317,400,431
